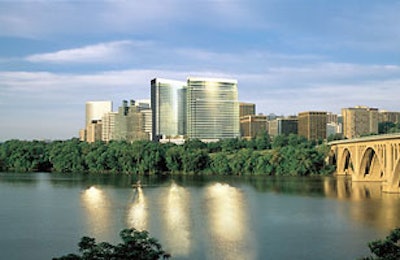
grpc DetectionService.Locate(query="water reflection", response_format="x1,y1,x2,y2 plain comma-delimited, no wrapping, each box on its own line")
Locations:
80,186,110,236
161,182,191,257
323,177,400,230
323,177,382,200
127,186,148,231
205,183,256,260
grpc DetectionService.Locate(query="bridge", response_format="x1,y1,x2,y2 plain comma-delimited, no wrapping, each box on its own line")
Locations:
328,133,400,193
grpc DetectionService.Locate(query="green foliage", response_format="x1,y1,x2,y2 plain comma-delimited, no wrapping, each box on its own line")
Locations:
361,227,400,260
210,152,231,175
165,145,184,173
181,149,210,173
53,228,169,260
378,121,400,134
271,134,289,149
327,133,345,142
0,133,334,176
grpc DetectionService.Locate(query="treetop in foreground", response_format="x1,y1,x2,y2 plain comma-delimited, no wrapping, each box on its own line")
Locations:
361,227,400,260
53,228,170,260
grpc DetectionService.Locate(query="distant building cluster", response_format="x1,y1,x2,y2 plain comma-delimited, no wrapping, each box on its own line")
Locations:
79,77,400,143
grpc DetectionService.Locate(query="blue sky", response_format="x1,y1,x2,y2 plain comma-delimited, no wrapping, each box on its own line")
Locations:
1,0,399,141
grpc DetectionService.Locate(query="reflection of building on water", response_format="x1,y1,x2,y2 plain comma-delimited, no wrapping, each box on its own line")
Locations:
161,182,191,257
205,183,256,260
127,187,148,231
80,186,110,237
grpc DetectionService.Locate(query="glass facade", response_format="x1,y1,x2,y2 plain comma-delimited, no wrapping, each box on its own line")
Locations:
151,78,187,141
187,77,239,140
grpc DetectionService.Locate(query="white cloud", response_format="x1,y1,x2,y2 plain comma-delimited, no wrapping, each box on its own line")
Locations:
1,63,400,140
26,41,140,63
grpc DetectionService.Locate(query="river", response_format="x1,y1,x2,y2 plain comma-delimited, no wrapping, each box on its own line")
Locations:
0,172,399,259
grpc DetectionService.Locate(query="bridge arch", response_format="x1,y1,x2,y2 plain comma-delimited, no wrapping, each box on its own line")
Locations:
339,148,354,175
328,149,337,166
358,147,384,181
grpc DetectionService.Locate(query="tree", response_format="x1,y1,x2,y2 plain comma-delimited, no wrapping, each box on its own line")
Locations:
271,134,288,149
210,152,231,175
53,228,170,260
362,227,400,260
181,149,210,173
254,131,271,150
165,145,184,173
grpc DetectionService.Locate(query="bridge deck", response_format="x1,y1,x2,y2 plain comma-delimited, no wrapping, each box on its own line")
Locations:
328,133,400,145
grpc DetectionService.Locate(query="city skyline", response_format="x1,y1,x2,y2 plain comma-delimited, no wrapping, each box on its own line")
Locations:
1,1,399,141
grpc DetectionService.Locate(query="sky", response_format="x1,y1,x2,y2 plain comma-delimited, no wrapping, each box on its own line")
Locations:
0,0,399,141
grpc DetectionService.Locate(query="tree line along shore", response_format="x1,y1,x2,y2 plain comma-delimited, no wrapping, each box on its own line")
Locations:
0,133,334,176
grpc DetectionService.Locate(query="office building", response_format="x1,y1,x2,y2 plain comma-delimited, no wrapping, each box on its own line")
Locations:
298,111,327,141
102,112,117,142
342,106,378,139
84,101,112,142
79,129,86,142
268,117,298,137
187,77,240,140
379,110,400,124
85,101,112,126
240,102,256,117
151,78,187,141
240,114,267,139
114,100,149,142
326,122,342,138
86,120,102,143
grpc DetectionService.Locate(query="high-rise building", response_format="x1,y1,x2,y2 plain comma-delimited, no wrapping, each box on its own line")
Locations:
102,112,117,142
86,120,102,143
151,78,187,141
379,110,400,124
239,102,256,117
79,129,86,142
342,106,378,139
240,114,267,139
298,111,327,141
114,100,149,142
84,101,112,142
268,117,298,137
187,77,240,140
85,101,112,126
326,122,342,138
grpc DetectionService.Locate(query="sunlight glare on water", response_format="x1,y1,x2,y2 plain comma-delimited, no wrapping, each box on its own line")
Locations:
205,183,257,260
127,186,148,231
161,182,191,257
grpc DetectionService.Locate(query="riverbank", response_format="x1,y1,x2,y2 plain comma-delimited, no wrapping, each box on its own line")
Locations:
0,135,334,176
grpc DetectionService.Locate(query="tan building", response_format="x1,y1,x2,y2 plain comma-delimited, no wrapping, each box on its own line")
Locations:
327,112,338,124
79,129,86,142
83,101,112,142
240,114,267,139
85,101,112,126
102,112,118,142
114,100,150,142
86,120,103,143
298,111,327,141
379,110,400,123
342,106,378,139
239,102,256,117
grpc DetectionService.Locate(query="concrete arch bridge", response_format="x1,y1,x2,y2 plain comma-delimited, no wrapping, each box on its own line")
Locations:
329,134,400,193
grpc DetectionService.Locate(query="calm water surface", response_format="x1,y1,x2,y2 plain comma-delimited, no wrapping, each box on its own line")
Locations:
1,172,400,260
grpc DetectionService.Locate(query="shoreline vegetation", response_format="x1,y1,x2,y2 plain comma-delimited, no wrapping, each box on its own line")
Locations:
0,133,334,176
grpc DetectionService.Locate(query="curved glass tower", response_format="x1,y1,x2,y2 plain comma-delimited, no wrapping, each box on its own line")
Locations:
187,77,239,140
151,78,187,141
